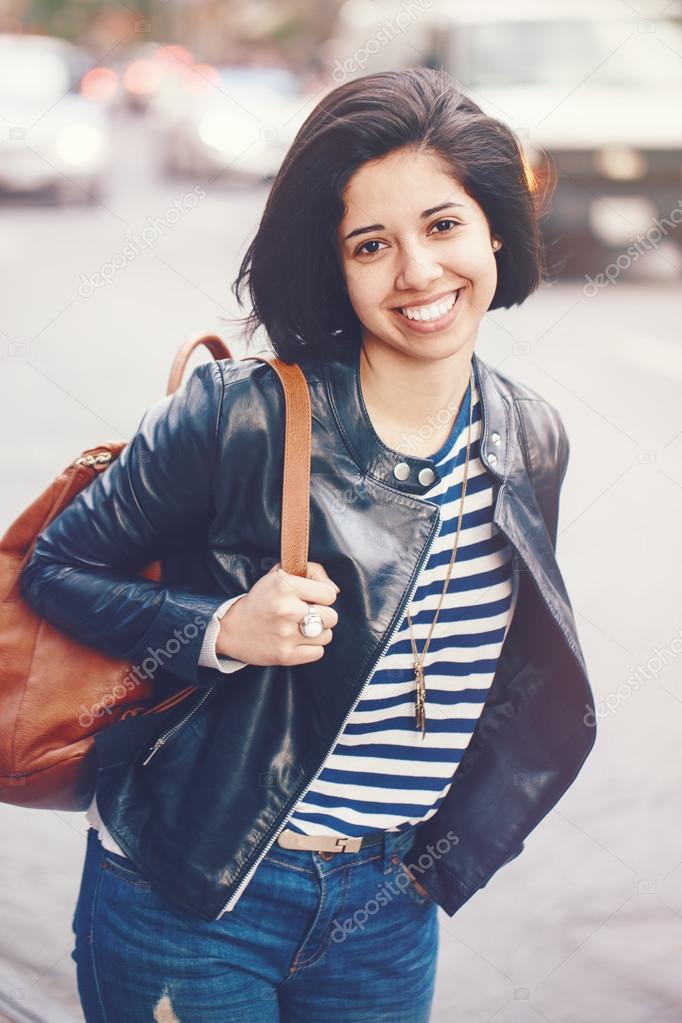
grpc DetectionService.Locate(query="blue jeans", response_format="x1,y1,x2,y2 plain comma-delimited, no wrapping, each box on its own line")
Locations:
72,825,439,1022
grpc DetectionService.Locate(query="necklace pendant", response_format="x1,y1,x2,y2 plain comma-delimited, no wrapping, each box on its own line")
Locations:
414,686,423,726
415,696,426,739
414,664,427,739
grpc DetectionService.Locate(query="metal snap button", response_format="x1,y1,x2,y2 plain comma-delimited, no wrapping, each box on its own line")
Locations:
393,462,410,481
418,466,436,487
491,431,501,444
319,850,337,861
487,452,498,466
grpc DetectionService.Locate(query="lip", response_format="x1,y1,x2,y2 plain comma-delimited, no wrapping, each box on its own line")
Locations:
392,288,463,333
392,287,462,311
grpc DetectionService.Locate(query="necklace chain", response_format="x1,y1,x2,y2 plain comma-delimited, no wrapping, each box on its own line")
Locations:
407,368,475,740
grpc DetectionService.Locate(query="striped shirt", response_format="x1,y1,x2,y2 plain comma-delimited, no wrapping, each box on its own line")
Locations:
86,374,518,853
284,374,518,836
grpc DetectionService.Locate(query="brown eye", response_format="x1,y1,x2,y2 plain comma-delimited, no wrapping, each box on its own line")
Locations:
430,219,460,234
355,218,461,258
356,239,385,257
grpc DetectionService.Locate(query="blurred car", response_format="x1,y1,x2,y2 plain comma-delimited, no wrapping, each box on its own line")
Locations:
439,3,682,268
0,33,113,204
152,65,325,183
330,0,682,271
107,42,196,114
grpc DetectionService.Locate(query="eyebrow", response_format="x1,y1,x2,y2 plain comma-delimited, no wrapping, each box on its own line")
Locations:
342,201,465,243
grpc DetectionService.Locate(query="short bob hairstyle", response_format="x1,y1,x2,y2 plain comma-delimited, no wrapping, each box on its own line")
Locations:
230,66,554,364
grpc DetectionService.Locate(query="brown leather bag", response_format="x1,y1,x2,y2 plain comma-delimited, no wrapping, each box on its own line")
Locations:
0,334,311,812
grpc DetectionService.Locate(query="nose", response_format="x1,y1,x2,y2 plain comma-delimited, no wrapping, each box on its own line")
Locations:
394,244,443,293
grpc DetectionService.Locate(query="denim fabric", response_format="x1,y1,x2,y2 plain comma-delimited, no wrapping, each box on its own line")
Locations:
71,826,439,1022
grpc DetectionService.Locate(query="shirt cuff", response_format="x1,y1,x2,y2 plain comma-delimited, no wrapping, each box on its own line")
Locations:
198,594,248,673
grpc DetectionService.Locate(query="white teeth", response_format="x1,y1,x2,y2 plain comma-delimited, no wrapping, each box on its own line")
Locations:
400,290,458,321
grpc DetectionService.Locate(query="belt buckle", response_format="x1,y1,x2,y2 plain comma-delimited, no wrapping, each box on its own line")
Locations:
331,836,362,852
276,830,364,853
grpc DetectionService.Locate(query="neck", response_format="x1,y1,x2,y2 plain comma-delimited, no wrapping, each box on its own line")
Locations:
358,338,475,456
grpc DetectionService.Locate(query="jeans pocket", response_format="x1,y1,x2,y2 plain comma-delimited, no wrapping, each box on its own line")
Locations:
101,849,153,890
398,859,431,905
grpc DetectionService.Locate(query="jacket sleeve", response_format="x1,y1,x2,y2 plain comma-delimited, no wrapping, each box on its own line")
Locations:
550,410,570,551
20,360,233,688
557,415,570,489
514,398,570,553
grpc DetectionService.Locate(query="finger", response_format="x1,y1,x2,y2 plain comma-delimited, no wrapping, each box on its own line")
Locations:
269,562,341,598
269,561,332,582
289,600,337,630
294,629,334,648
305,562,341,592
288,645,327,665
282,573,340,607
302,602,338,628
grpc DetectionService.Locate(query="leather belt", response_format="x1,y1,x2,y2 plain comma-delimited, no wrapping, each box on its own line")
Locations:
277,828,387,852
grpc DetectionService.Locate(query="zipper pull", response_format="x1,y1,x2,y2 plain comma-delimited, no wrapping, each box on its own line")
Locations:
141,737,166,766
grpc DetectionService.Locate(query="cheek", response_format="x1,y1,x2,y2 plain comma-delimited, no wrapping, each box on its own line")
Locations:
460,241,498,302
455,235,495,273
479,251,499,297
344,267,381,317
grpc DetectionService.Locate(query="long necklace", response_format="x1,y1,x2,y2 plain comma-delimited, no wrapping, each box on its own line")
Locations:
407,369,475,740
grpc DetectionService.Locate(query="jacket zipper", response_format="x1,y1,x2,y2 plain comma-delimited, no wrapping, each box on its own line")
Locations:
141,685,217,766
215,506,442,918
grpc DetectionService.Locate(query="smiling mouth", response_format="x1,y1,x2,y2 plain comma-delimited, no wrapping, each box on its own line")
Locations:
393,288,462,324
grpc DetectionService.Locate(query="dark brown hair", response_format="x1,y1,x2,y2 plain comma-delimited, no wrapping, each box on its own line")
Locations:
228,66,554,363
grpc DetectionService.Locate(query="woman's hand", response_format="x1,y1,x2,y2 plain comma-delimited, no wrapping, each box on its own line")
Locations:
215,561,340,667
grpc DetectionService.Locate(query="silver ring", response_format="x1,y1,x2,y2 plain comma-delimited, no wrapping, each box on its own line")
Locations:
299,605,325,638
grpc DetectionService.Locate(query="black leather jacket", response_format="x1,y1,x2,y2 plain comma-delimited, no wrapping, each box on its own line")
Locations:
20,345,597,922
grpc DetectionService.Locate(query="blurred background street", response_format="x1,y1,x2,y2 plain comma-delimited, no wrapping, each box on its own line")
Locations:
1,0,682,1021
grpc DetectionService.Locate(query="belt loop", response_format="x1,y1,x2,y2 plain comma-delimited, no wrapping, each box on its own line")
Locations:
383,827,408,874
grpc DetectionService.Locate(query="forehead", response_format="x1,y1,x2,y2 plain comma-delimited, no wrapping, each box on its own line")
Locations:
339,149,468,224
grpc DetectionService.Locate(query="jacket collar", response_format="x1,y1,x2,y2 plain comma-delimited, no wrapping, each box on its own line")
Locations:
319,344,589,683
322,344,509,496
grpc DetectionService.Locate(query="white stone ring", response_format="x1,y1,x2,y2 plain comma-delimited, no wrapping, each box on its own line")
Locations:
299,605,325,639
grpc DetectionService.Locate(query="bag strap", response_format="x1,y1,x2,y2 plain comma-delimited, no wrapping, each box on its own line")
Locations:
242,356,311,580
167,337,311,577
12,343,311,587
166,333,232,395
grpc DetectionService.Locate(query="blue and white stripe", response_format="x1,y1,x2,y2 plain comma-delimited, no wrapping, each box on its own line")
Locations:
286,375,518,837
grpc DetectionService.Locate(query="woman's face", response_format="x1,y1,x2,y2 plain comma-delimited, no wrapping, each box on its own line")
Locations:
336,148,501,364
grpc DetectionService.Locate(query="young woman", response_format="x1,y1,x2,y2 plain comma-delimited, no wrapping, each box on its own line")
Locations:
21,67,596,1023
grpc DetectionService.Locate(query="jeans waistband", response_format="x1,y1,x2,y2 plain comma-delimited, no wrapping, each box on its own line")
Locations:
272,824,420,873
277,829,387,853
